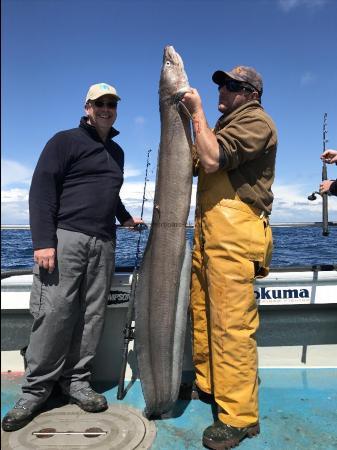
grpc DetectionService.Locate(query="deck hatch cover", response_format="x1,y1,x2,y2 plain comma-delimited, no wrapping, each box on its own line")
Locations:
1,404,156,449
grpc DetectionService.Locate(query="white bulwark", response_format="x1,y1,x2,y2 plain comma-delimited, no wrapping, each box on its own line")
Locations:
2,266,337,372
255,269,337,305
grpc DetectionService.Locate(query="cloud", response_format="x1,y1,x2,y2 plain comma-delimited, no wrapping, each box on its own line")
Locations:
1,188,29,225
134,116,146,125
278,0,329,12
1,160,33,188
2,180,335,226
270,181,337,223
300,71,316,86
119,181,155,218
124,165,142,178
119,181,197,223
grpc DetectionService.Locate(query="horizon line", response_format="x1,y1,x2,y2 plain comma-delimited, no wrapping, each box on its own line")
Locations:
2,222,337,230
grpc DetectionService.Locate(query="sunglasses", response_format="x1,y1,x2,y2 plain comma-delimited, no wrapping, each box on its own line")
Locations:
218,79,256,94
93,100,118,109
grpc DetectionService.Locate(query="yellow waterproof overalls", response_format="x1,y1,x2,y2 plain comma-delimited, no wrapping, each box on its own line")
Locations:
190,166,273,428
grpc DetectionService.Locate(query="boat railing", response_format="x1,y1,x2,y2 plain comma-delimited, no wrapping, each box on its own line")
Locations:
2,263,336,281
1,221,337,230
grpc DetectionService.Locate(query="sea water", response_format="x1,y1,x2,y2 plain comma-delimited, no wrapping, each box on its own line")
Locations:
1,226,337,270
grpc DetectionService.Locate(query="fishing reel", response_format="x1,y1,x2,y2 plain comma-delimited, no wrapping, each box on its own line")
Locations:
308,190,331,200
307,191,320,201
135,223,148,231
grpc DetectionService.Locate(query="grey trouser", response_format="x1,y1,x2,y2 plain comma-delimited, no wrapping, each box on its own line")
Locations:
22,228,115,401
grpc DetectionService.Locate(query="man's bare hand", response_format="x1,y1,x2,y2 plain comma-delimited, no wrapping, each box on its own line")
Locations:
181,88,203,116
34,248,56,273
122,217,144,228
321,149,337,164
319,180,334,195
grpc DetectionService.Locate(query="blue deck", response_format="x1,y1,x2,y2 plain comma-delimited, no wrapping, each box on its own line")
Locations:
1,368,337,449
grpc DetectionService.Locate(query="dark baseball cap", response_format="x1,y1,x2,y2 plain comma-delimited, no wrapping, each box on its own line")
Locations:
212,65,263,96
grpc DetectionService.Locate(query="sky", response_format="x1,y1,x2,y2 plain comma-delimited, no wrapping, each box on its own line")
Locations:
2,0,337,225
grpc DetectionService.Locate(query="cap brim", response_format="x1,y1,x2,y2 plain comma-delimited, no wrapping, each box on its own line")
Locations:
212,70,233,85
86,93,121,102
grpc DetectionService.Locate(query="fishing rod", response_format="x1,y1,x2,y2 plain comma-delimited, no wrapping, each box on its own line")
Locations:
307,113,329,236
321,113,330,236
117,148,151,400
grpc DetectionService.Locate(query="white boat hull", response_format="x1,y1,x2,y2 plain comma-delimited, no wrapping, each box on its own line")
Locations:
2,267,337,377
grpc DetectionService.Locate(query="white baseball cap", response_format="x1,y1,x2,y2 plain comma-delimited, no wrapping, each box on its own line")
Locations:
85,83,121,103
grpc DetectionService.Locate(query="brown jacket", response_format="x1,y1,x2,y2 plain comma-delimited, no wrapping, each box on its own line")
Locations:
214,100,277,214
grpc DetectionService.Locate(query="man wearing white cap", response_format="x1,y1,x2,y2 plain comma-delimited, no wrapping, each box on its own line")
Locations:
2,83,142,432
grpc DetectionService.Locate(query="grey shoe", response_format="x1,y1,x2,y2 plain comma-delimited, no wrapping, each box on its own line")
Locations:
1,398,44,432
68,386,108,412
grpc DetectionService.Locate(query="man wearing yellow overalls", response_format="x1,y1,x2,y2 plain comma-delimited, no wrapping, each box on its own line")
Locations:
181,66,277,449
